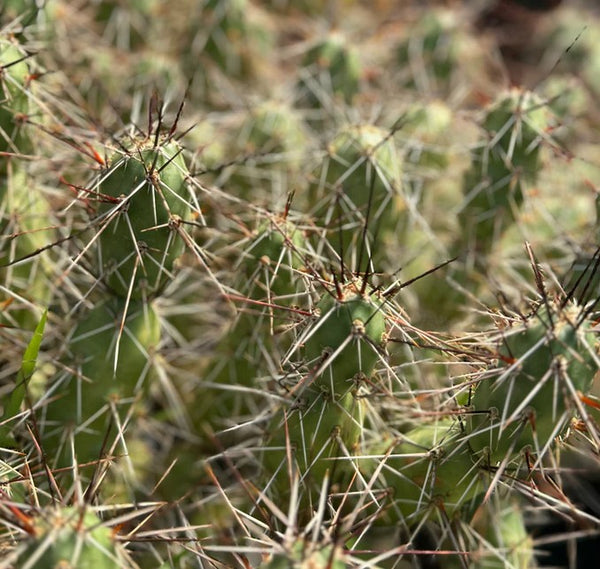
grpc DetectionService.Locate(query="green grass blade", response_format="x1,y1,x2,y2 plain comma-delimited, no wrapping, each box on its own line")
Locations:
1,310,47,430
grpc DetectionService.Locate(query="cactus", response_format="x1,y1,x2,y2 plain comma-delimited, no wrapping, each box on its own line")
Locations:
260,279,387,519
469,297,598,465
304,281,387,392
458,88,554,259
41,296,160,466
0,1,50,30
296,30,362,110
0,167,55,329
395,10,458,94
92,0,159,51
262,380,365,509
92,137,192,299
311,123,404,274
186,0,273,81
0,36,32,172
364,418,485,524
227,100,309,204
0,40,53,329
193,213,308,429
471,499,534,569
2,3,600,568
16,506,128,569
402,99,454,171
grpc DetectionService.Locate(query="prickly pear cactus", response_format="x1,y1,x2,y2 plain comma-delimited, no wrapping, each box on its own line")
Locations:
93,137,191,299
472,499,534,569
311,124,404,273
193,0,273,78
469,298,598,465
0,167,54,329
195,214,307,415
18,506,127,569
227,100,309,203
459,89,554,258
304,281,387,392
297,30,361,109
364,418,485,523
3,2,600,568
396,10,458,93
0,37,32,172
260,279,387,517
42,297,160,465
262,381,365,506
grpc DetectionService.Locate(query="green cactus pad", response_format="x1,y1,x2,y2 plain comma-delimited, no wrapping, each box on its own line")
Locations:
22,506,124,569
42,297,160,465
297,30,361,108
0,38,32,172
460,89,554,255
0,166,54,329
313,124,404,273
396,10,458,92
403,100,453,170
469,299,598,464
473,500,534,569
197,0,273,77
241,215,306,299
237,100,308,161
262,385,364,504
364,419,484,523
95,139,191,299
305,282,386,394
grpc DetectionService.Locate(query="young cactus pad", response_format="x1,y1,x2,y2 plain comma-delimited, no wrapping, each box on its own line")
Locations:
460,89,553,255
474,499,534,569
396,10,458,93
304,281,386,394
0,37,32,172
262,386,364,503
95,139,191,299
314,124,403,273
241,215,306,300
365,419,485,523
297,30,361,108
469,299,599,464
196,0,273,77
43,297,160,465
193,216,307,425
20,506,124,569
